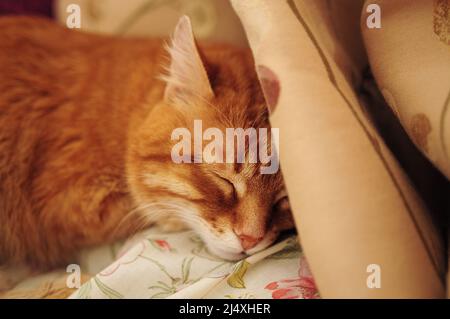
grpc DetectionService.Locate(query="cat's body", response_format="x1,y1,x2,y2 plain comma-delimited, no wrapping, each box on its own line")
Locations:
0,16,160,268
0,16,292,271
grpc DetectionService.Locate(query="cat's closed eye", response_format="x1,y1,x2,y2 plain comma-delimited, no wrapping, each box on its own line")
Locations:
214,173,237,201
273,190,290,213
273,196,289,211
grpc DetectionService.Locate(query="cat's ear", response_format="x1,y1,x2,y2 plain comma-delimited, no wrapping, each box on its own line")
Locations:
163,16,214,105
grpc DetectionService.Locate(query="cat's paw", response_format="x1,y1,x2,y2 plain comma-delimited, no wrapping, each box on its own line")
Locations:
155,217,188,233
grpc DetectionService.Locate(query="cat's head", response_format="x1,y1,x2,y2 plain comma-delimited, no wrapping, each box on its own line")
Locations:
127,16,294,260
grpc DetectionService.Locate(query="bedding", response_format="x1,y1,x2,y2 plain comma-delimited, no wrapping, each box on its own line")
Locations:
55,0,248,46
69,230,316,299
3,229,317,299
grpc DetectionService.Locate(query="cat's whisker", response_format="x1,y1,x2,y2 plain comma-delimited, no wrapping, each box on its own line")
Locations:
113,201,181,237
121,201,191,224
134,201,216,235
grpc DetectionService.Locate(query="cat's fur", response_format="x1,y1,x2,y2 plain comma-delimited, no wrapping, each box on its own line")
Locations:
0,16,293,273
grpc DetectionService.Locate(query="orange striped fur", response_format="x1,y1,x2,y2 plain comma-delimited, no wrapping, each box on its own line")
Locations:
0,16,293,273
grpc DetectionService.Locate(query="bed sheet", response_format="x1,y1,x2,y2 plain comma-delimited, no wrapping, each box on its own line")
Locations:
2,229,317,299
69,229,318,299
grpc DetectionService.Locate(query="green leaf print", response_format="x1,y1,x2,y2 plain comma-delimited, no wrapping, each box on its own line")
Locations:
75,279,92,299
181,257,194,284
150,291,173,299
93,277,124,299
147,257,197,298
227,260,250,289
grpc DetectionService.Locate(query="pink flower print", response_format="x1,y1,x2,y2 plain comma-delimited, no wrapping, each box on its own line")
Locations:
99,241,146,276
155,240,171,251
265,256,319,299
149,239,173,252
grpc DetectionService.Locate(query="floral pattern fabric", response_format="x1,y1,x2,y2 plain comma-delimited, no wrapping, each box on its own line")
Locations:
69,229,318,299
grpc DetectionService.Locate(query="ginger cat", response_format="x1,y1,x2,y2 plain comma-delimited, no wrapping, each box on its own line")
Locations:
0,15,293,275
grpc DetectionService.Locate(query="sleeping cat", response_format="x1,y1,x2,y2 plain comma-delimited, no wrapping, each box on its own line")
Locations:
0,15,294,273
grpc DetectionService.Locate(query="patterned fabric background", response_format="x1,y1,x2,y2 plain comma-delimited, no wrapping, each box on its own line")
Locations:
56,0,248,46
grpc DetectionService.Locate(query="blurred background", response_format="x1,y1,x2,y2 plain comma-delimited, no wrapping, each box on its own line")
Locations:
0,0,248,46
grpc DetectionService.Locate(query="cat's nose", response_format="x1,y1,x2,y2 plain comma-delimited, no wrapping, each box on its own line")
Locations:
239,234,262,250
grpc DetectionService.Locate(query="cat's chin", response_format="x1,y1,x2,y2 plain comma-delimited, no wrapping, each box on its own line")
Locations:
205,230,280,261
